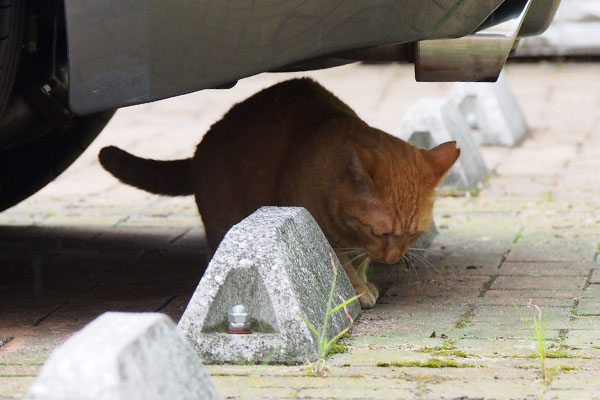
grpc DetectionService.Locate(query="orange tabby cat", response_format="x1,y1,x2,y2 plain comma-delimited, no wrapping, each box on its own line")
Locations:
99,78,459,308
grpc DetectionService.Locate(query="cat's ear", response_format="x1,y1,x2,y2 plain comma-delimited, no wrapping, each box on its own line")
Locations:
421,141,460,183
348,145,375,193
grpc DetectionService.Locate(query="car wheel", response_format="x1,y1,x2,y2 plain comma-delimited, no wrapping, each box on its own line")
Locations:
0,0,25,117
0,0,114,211
0,110,115,211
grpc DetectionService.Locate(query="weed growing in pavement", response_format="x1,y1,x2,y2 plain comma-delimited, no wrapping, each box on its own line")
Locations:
539,191,553,203
513,230,524,244
414,339,470,358
376,358,477,368
515,364,576,373
329,332,351,355
515,304,548,381
299,254,360,377
456,308,474,329
526,349,574,359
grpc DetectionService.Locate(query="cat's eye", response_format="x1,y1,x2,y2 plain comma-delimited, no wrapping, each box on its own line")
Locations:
370,227,390,238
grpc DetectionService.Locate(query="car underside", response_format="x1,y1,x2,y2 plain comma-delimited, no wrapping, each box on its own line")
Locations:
0,0,560,211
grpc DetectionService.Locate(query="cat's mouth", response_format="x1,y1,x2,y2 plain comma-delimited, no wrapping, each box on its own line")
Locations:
371,256,404,265
368,249,406,265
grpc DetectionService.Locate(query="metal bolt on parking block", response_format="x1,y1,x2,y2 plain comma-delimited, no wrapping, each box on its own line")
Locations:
228,304,251,334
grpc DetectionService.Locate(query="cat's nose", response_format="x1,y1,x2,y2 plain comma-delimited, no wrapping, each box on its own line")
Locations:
384,250,401,264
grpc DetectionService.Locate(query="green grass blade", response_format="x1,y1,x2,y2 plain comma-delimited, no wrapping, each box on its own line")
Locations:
324,326,352,354
533,314,546,358
319,256,339,348
513,304,536,339
329,294,360,315
297,313,320,337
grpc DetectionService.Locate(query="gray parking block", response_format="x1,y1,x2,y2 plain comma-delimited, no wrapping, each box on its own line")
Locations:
398,98,487,190
27,312,219,400
449,73,528,147
178,206,361,364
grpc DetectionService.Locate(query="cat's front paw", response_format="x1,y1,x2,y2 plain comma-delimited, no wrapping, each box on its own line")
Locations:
357,283,379,309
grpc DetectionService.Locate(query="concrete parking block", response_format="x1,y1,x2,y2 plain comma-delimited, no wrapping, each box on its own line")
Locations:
27,312,219,400
449,73,528,147
178,207,361,364
398,98,487,190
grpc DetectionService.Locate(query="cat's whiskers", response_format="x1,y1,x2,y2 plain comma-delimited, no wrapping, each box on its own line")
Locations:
406,249,437,271
400,254,420,280
334,248,363,255
355,255,371,283
346,252,369,267
409,247,444,255
333,247,369,266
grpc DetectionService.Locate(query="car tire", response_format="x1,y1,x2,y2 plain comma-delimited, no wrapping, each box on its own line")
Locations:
0,0,25,117
0,0,114,211
0,110,115,211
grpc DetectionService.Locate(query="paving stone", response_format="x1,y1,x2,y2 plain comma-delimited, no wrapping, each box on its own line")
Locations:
424,379,544,400
178,207,361,364
0,377,35,399
332,348,440,367
460,327,563,340
563,315,600,330
27,312,219,400
349,305,465,342
0,335,53,366
472,304,572,324
483,288,582,301
591,270,600,284
498,262,591,277
382,275,488,304
476,291,576,307
93,227,190,250
507,242,591,264
543,389,600,400
0,364,39,376
448,73,528,147
578,285,600,316
298,386,415,399
550,370,600,391
210,382,297,400
491,275,586,290
447,337,543,358
398,97,487,190
563,329,600,349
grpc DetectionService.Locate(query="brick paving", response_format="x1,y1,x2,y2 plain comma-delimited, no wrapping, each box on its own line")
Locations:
0,62,599,399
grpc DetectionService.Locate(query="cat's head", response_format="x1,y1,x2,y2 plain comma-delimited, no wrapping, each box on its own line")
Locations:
337,140,460,264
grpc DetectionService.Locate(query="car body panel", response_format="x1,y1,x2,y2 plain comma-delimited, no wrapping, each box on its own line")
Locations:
64,0,506,115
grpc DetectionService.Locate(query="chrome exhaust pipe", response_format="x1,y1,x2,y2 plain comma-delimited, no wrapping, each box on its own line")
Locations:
414,0,533,82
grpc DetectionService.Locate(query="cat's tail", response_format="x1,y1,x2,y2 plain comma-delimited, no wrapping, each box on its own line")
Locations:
98,146,194,196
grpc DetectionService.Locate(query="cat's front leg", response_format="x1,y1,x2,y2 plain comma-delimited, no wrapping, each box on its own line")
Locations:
335,251,378,309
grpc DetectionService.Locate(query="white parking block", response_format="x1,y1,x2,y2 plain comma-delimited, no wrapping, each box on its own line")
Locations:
27,312,220,400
